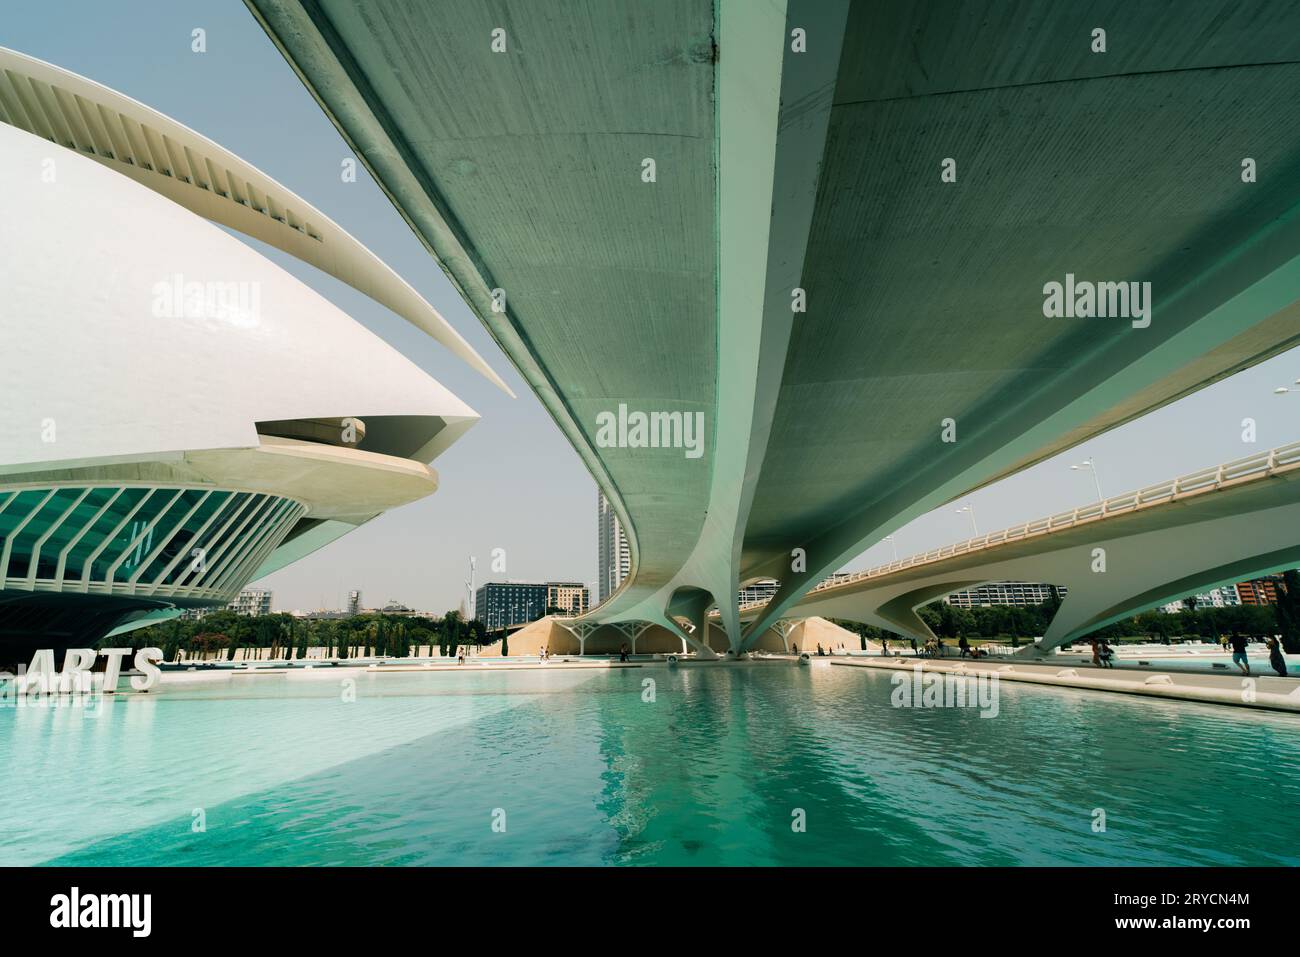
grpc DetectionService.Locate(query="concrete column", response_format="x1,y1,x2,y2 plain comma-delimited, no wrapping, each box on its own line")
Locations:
695,608,719,660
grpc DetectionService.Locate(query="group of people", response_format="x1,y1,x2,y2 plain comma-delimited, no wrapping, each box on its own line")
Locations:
878,636,960,658
1087,637,1115,668
1225,632,1289,677
1085,632,1291,677
810,643,848,656
788,642,849,656
916,637,961,658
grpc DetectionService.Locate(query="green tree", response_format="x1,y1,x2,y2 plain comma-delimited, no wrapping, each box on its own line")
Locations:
467,618,487,646
410,626,433,657
443,610,463,657
161,620,183,663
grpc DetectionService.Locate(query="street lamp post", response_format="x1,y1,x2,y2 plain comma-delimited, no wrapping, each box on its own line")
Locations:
1070,458,1104,502
955,503,979,536
884,535,898,560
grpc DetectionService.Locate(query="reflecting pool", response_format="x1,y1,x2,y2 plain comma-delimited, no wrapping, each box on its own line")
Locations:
4,662,1298,866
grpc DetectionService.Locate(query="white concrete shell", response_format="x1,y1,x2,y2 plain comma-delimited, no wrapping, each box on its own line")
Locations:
0,45,511,396
0,117,478,645
0,119,477,476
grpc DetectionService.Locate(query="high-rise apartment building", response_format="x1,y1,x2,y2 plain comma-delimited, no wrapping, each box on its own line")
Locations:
597,491,631,603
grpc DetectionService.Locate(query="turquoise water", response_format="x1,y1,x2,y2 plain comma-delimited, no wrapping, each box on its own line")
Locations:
3,662,1298,866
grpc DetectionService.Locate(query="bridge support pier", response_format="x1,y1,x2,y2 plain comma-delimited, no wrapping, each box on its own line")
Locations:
553,620,598,656
695,606,719,659
608,620,655,655
772,619,800,653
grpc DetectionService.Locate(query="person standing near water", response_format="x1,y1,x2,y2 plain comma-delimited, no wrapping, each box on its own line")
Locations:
1098,639,1114,668
1267,636,1288,677
1229,632,1251,675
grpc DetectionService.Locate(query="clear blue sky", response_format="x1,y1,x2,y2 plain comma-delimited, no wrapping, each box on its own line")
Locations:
6,2,1298,613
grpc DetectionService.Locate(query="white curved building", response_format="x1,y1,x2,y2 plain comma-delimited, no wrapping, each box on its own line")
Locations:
0,49,502,661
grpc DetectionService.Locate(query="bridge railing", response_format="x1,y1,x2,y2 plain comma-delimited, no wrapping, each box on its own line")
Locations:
796,439,1300,598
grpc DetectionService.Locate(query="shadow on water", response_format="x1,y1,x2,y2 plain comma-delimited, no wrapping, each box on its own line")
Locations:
34,664,1300,866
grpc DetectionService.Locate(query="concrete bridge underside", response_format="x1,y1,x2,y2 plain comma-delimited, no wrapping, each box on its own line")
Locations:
249,0,1300,652
758,458,1300,654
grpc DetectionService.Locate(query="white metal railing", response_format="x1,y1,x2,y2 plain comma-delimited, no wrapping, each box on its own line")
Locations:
785,441,1300,601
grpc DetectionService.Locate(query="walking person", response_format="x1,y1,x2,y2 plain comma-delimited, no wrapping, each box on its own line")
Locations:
1098,639,1114,668
1229,631,1251,676
1267,636,1288,678
619,642,629,663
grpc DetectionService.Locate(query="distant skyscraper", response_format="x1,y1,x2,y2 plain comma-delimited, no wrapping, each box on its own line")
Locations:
347,590,362,615
597,491,631,603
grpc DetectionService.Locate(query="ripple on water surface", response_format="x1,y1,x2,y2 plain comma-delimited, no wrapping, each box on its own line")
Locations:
5,664,1297,866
